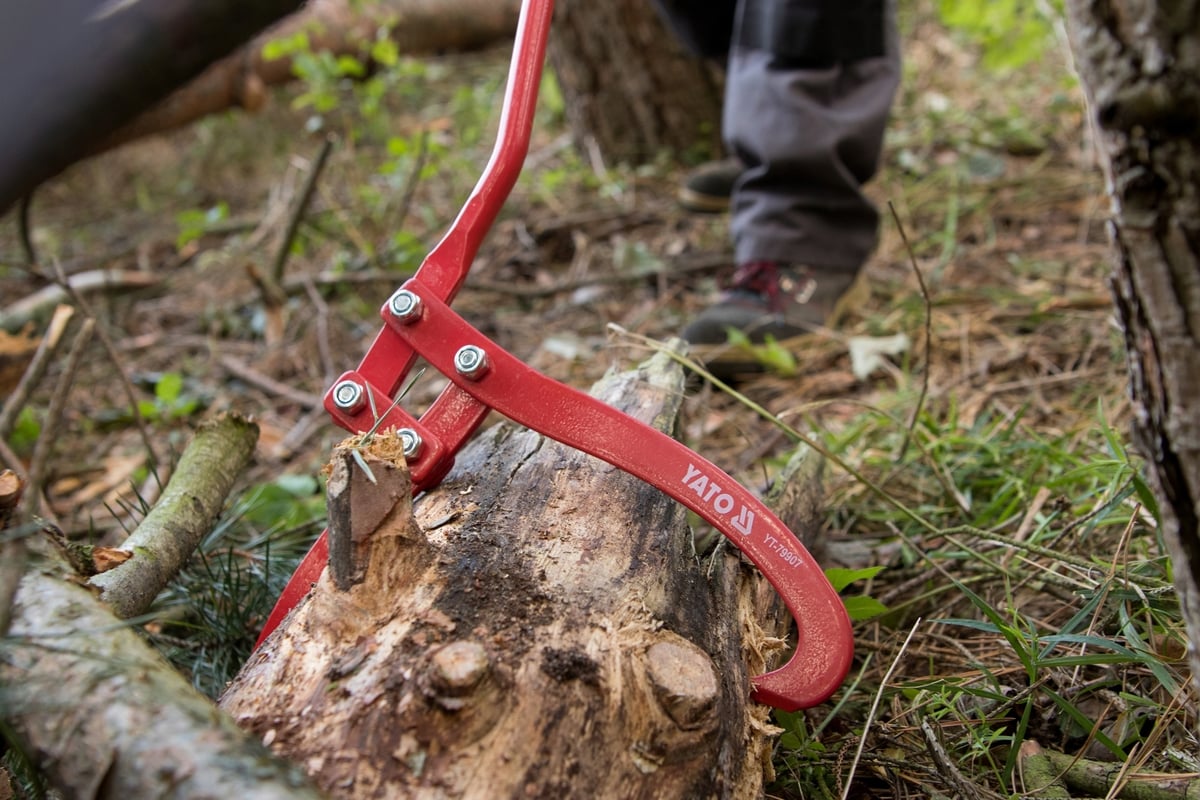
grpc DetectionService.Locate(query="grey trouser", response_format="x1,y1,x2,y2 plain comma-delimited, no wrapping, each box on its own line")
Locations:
655,0,901,273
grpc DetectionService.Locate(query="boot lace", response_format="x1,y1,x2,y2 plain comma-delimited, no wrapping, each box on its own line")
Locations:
727,261,815,313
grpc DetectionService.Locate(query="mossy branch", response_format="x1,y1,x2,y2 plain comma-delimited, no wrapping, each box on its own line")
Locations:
89,412,259,618
1,562,325,799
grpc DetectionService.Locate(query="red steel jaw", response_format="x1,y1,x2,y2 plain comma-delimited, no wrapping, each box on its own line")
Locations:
254,0,854,712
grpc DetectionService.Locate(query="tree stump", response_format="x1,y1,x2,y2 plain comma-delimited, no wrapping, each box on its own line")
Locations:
222,347,810,798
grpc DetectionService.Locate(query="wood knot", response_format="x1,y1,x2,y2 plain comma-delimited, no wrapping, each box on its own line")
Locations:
645,638,718,730
427,640,490,710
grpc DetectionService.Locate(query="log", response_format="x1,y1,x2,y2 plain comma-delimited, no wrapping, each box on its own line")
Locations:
98,0,523,155
221,345,809,798
0,559,327,799
0,0,305,215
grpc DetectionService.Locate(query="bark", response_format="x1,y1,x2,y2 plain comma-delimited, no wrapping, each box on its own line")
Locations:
0,561,327,800
0,0,305,216
98,0,522,155
90,413,260,618
548,0,723,164
1062,1,1200,688
221,346,809,799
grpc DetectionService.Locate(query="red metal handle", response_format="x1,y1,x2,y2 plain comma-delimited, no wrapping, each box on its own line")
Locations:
379,279,854,710
255,0,855,710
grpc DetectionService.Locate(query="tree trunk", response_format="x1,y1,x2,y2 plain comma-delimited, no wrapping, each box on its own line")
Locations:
1062,1,1200,686
547,0,723,165
221,347,807,798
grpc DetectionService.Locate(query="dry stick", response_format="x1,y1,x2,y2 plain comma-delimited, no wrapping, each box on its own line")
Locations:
301,277,336,383
270,136,334,286
16,192,36,266
89,413,259,618
0,304,74,441
889,201,933,462
0,269,160,331
0,438,28,481
0,470,26,637
839,618,922,800
19,319,94,520
387,128,430,238
920,717,986,800
218,355,324,409
49,261,161,483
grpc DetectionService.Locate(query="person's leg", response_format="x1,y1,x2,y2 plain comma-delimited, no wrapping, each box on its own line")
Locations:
684,0,900,351
726,0,900,271
648,0,738,60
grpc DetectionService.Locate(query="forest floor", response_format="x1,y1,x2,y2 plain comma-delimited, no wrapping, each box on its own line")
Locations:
1,4,1194,799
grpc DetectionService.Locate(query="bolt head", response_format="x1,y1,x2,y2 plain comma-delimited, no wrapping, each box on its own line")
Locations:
388,289,422,323
397,428,423,460
454,345,489,379
331,380,365,412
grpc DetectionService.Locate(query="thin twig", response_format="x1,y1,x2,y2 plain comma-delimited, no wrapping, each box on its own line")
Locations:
301,277,336,383
0,304,74,441
0,469,26,636
0,437,29,482
270,136,335,285
20,318,94,519
17,192,37,266
389,128,430,237
48,261,161,484
218,355,323,409
889,201,932,461
840,619,922,800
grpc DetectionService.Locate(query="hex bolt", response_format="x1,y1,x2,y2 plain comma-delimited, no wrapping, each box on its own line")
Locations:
454,345,489,380
331,379,366,413
397,428,424,461
388,289,423,323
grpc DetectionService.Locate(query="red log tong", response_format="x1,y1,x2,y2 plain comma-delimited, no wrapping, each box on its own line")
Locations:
255,0,853,712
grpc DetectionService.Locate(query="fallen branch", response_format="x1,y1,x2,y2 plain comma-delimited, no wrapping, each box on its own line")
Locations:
19,319,93,519
0,270,159,332
89,413,260,618
0,304,74,442
0,558,326,799
1017,741,1071,799
98,0,521,154
1044,748,1199,800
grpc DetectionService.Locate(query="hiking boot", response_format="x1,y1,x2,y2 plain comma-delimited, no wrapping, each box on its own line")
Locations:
678,158,742,213
682,261,861,376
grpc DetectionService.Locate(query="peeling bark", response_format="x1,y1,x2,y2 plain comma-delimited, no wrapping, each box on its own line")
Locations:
0,563,326,800
1063,0,1200,685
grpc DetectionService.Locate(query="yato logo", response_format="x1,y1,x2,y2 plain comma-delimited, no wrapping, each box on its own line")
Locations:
682,464,755,536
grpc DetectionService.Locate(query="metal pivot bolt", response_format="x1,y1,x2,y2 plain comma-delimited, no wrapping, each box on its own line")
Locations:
388,289,423,323
397,428,424,460
331,379,366,413
454,345,489,380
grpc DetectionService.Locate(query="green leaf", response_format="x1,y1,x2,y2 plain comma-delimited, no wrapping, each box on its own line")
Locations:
155,372,184,405
843,595,888,621
825,565,886,593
